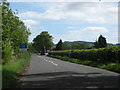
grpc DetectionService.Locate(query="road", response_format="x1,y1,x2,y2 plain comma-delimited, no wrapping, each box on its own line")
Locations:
16,54,120,89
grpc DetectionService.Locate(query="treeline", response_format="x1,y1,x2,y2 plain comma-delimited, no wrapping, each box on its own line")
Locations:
46,33,120,64
32,31,117,56
54,35,107,50
1,2,31,64
55,40,91,50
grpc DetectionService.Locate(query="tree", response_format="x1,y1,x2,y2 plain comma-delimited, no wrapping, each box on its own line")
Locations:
93,40,99,48
1,1,31,63
33,31,53,55
98,35,107,48
56,39,63,50
94,35,107,48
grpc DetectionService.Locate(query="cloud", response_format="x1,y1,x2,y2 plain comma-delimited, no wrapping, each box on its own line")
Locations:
22,19,38,28
19,12,42,19
86,17,106,24
18,2,117,24
28,26,46,42
82,27,108,33
54,26,109,42
8,0,119,2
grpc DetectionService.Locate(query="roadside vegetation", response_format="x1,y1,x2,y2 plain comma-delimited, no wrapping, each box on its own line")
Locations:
1,1,31,88
31,28,120,73
47,34,120,73
48,54,120,73
2,53,31,88
49,46,120,63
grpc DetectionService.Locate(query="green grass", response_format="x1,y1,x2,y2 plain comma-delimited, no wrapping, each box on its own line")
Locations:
48,55,120,73
2,53,31,88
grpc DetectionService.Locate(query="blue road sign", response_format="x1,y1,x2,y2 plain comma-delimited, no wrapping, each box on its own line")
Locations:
20,43,27,48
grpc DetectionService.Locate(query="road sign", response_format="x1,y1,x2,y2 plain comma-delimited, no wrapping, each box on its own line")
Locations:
20,43,27,48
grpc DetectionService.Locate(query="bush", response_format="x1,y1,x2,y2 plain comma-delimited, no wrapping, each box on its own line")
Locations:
49,46,120,63
2,40,14,64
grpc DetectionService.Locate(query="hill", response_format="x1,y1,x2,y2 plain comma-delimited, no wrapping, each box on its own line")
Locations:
63,41,114,46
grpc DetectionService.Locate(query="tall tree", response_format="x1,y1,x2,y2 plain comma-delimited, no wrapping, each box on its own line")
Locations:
94,35,107,48
56,39,63,50
1,1,31,63
33,31,53,54
98,35,107,48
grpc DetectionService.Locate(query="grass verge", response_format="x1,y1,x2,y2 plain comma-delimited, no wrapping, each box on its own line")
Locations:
48,55,120,73
2,53,31,88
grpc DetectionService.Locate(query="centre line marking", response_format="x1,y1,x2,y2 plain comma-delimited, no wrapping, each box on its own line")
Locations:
44,58,58,66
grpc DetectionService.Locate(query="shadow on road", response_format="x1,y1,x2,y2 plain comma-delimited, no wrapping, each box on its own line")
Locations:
14,71,120,90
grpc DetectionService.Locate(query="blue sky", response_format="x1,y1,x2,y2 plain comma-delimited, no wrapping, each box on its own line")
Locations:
9,2,118,44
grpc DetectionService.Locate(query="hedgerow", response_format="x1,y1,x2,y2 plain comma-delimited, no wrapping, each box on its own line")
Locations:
49,46,120,63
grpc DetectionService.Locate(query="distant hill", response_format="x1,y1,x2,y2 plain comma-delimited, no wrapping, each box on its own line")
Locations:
63,41,114,46
116,43,120,46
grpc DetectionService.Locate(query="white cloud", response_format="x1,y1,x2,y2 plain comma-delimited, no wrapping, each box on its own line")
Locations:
8,0,119,2
18,2,117,24
86,17,106,24
54,26,109,43
28,26,46,42
22,19,38,27
19,12,42,19
82,27,108,33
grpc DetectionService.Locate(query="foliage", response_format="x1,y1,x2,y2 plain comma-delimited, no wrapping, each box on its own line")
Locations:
33,31,53,55
71,42,90,49
62,41,91,50
1,2,31,63
49,46,120,63
62,42,71,50
94,35,107,48
56,39,63,50
2,40,14,64
27,43,34,53
2,53,31,88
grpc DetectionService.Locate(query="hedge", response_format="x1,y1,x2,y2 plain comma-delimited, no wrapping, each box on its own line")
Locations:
48,46,120,63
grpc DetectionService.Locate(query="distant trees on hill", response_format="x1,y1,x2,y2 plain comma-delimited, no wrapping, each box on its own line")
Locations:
55,40,91,50
54,35,107,50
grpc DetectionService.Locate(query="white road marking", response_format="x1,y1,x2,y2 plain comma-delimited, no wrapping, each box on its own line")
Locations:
47,60,58,66
37,56,58,66
53,63,58,66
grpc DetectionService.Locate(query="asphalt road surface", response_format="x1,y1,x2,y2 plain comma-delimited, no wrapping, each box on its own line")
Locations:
16,54,120,89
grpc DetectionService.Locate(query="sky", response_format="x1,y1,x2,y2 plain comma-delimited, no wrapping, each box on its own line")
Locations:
9,1,118,44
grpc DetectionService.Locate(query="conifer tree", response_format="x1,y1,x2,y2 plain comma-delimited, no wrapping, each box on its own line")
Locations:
56,39,63,50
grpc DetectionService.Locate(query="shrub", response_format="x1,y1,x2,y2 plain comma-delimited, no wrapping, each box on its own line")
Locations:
49,46,120,63
2,40,14,64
